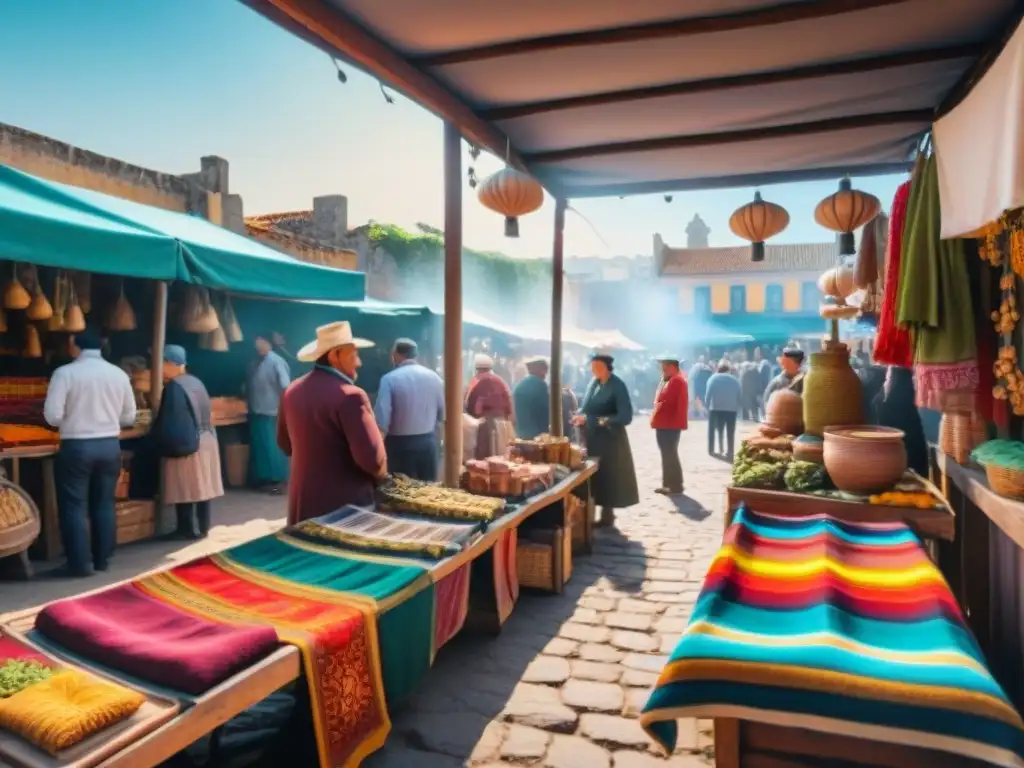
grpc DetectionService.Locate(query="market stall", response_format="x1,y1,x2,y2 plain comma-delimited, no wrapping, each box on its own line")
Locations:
0,162,366,565
0,460,596,768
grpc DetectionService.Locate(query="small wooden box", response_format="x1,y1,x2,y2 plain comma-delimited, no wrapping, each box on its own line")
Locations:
517,526,572,594
115,499,156,544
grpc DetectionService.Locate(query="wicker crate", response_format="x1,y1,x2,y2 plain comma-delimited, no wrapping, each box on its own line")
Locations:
517,527,572,592
115,500,156,544
567,495,585,548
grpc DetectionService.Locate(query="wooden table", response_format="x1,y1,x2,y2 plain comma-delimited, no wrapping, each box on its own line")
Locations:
931,448,1024,711
0,415,249,563
0,462,597,767
725,479,956,542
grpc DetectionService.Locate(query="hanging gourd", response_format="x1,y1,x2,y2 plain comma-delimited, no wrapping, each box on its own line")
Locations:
26,268,53,322
23,326,41,359
814,178,881,256
64,280,86,333
477,167,544,238
728,191,789,262
3,264,30,311
107,280,137,332
181,286,220,333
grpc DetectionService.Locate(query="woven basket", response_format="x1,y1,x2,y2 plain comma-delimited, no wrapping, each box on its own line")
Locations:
567,495,585,548
0,479,40,559
985,464,1024,500
517,528,571,591
802,347,863,436
940,412,986,465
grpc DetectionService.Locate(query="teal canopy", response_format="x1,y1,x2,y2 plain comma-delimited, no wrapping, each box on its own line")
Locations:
0,163,366,301
0,164,187,280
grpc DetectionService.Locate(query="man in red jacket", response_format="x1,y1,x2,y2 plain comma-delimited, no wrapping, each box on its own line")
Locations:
650,353,688,495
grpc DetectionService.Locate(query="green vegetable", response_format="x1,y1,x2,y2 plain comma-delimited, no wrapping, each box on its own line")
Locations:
733,461,787,489
971,440,1024,470
785,461,829,493
0,658,53,698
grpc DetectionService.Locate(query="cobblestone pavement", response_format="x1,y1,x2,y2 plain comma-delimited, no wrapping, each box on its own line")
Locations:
367,419,735,768
0,418,738,767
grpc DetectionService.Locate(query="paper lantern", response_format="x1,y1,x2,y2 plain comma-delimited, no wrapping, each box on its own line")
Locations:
814,178,880,256
728,191,789,262
477,167,544,237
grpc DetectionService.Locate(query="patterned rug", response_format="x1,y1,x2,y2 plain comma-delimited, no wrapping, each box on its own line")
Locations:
640,504,1024,767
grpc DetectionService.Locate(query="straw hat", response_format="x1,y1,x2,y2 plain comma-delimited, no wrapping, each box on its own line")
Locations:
474,353,494,369
297,321,373,362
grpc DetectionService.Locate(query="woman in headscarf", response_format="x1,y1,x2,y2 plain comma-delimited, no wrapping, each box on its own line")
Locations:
152,345,224,539
572,354,639,527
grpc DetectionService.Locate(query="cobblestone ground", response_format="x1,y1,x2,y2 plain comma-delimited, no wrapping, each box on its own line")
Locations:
367,419,734,768
0,418,737,767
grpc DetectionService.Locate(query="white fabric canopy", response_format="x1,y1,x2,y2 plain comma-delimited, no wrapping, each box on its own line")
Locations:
935,21,1024,238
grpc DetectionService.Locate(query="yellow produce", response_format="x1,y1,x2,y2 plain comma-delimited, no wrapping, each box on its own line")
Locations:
868,491,937,509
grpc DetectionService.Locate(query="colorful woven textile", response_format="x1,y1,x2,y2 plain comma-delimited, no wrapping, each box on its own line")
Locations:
640,505,1024,767
291,505,480,560
36,583,279,695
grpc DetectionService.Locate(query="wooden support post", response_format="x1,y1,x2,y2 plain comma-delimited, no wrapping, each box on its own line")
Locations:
150,281,169,410
549,197,567,436
443,122,464,487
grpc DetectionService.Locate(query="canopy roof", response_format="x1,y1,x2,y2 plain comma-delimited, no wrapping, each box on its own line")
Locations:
243,0,1020,197
0,163,366,301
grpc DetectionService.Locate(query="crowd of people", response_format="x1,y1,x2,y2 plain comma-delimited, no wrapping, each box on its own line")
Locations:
43,315,898,582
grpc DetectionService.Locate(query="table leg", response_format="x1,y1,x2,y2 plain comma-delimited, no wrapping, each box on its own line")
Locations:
11,457,20,486
714,718,741,768
41,457,60,561
583,480,594,554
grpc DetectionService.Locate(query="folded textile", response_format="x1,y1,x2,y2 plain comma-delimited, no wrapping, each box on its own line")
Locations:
291,505,480,560
0,669,144,755
35,584,280,696
641,505,1024,767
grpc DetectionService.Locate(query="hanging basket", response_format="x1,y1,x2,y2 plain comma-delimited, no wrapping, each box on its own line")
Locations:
3,264,30,311
23,325,42,359
181,286,220,333
107,282,137,332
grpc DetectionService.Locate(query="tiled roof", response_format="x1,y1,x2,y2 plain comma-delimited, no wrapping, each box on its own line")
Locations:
245,210,313,227
659,242,838,276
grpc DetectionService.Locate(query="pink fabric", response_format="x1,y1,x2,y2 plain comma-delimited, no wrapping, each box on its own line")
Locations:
914,362,981,410
36,584,279,695
874,180,914,368
433,564,470,652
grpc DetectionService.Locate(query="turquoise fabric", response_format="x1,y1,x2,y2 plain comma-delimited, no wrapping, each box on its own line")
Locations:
223,534,427,601
0,164,187,279
0,163,365,301
377,583,435,707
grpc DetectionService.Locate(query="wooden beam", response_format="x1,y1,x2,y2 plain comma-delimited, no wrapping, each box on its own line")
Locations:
481,45,981,121
414,0,911,66
150,281,168,410
252,0,526,170
558,161,915,198
525,110,931,163
549,198,567,438
442,122,464,487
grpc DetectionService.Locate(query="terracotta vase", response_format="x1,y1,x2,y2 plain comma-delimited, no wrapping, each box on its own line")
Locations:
802,346,863,436
823,426,907,493
764,389,804,435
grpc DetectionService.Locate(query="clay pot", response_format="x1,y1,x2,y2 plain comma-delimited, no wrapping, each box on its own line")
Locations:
823,426,907,493
793,434,824,464
802,347,863,436
764,389,803,435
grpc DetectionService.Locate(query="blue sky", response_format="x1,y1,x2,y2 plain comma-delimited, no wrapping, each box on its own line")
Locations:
1,0,905,259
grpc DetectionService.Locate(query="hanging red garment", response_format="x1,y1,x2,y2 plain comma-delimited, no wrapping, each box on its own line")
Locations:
873,181,914,367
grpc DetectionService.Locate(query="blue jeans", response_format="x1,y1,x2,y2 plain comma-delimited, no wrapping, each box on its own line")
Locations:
55,437,121,574
384,433,438,482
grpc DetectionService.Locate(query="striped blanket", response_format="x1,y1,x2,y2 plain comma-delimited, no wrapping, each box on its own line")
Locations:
37,528,472,768
640,505,1024,767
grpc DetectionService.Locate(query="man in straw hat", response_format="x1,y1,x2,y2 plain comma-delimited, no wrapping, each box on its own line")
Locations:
277,321,386,525
650,352,688,495
465,353,514,458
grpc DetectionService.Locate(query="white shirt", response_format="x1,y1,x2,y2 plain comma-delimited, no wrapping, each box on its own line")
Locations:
44,350,137,440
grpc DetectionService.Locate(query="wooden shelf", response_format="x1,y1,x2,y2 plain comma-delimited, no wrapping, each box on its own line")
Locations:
934,450,1024,551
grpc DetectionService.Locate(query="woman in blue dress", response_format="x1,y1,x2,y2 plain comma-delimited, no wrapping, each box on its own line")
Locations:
572,354,639,527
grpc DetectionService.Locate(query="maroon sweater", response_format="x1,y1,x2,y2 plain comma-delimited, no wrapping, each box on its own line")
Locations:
277,367,386,525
